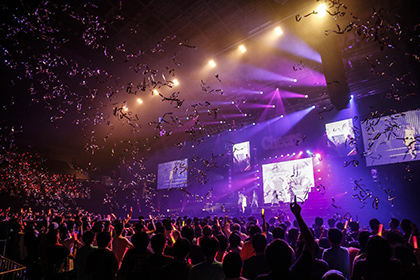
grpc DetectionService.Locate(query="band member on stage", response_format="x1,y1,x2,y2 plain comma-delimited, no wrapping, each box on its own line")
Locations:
238,191,247,213
251,190,258,208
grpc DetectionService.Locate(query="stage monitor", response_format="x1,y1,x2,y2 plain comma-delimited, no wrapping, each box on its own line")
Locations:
262,157,315,204
325,118,357,156
233,141,251,172
157,158,188,190
361,109,420,166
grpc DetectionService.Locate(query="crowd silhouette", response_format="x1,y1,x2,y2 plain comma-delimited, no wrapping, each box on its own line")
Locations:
0,201,419,280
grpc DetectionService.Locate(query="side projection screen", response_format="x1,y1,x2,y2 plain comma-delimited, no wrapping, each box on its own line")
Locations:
325,118,357,157
233,141,251,172
157,158,188,190
361,109,420,166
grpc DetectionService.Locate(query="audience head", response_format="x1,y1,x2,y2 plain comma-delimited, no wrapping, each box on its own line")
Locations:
96,231,112,248
173,238,190,260
327,228,342,246
366,235,392,264
358,231,371,251
151,233,166,254
46,229,59,245
200,236,219,260
315,217,324,227
92,221,104,233
114,222,124,236
400,219,412,234
202,225,213,237
216,234,228,252
131,231,150,251
322,269,346,280
287,228,299,244
82,230,95,246
228,232,241,248
348,221,359,232
162,219,172,231
249,225,261,238
134,221,145,232
265,239,293,272
272,226,285,240
369,218,380,232
223,253,243,278
319,237,330,249
327,218,336,228
181,226,194,242
231,223,241,233
279,223,288,231
389,218,400,230
252,233,267,254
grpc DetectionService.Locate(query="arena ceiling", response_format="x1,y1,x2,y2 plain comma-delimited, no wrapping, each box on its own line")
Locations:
0,0,419,175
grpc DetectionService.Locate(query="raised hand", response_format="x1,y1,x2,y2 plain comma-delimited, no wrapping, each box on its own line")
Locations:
290,195,301,217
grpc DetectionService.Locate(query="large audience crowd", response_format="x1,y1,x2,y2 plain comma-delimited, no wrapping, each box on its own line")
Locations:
0,202,419,280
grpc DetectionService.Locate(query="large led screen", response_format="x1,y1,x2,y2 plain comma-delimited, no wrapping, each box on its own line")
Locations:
157,158,188,190
262,157,315,204
361,109,420,166
325,118,357,156
233,141,251,172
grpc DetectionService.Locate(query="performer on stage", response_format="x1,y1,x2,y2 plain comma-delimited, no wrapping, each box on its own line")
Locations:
238,191,247,213
271,190,280,207
251,190,258,208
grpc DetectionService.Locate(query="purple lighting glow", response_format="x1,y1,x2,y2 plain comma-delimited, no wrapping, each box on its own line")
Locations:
278,90,308,99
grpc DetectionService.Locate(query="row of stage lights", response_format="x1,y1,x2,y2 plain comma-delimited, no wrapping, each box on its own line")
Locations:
207,3,328,68
123,4,329,112
262,150,322,161
121,79,180,111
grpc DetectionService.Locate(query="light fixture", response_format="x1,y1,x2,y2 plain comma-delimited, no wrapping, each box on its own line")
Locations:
173,79,179,86
239,45,247,53
209,60,216,68
274,26,283,36
137,98,143,104
316,3,327,17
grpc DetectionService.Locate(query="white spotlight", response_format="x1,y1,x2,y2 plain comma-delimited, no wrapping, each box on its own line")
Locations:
316,3,327,17
209,60,216,68
274,26,283,36
173,79,179,86
137,98,143,104
239,45,247,53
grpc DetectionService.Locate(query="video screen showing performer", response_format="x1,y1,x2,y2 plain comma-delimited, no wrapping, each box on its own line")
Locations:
233,141,251,172
262,158,315,204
